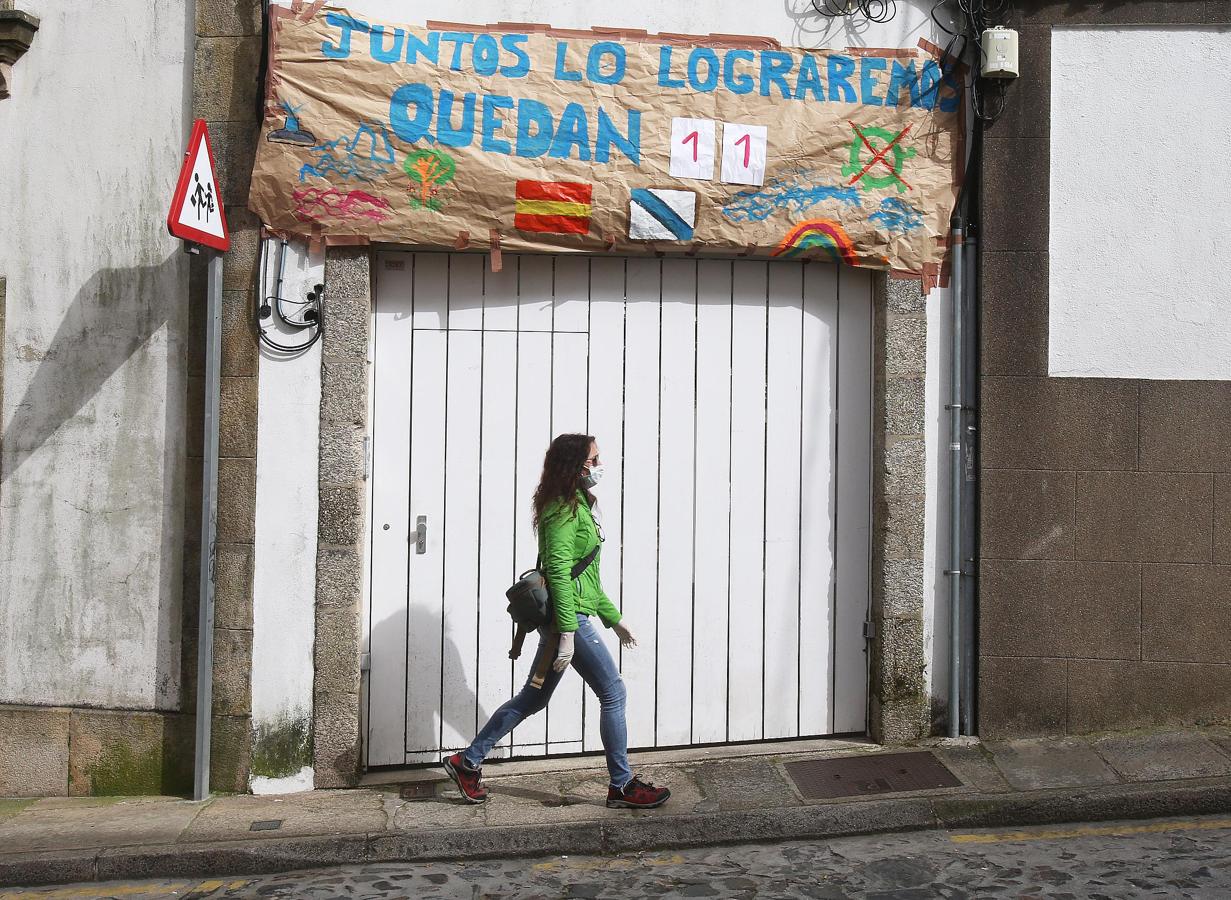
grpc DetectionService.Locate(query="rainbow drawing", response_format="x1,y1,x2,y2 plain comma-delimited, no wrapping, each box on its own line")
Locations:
771,219,859,265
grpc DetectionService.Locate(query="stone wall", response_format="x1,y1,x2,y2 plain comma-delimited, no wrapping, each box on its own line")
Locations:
311,249,371,788
870,276,931,743
188,0,264,791
978,0,1231,738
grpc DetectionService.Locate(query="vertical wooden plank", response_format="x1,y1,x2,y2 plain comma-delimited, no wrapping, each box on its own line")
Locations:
655,259,696,747
509,329,552,753
763,263,804,739
476,330,518,758
404,329,448,753
484,255,519,331
546,330,589,754
726,260,768,743
800,263,839,735
583,257,626,753
439,329,483,753
554,256,590,333
519,254,554,332
412,252,448,329
366,252,413,766
620,258,661,749
834,266,873,733
690,261,733,745
448,253,484,330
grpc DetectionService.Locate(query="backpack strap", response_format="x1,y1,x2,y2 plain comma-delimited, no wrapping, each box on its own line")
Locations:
570,543,601,580
508,623,529,661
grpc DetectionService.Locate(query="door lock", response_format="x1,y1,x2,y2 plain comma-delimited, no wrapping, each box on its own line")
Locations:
415,516,427,554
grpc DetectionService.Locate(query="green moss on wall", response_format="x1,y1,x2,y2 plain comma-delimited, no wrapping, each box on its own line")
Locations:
251,714,312,779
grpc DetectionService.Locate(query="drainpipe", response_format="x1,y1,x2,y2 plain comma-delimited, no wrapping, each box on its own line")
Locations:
947,213,965,739
961,229,979,736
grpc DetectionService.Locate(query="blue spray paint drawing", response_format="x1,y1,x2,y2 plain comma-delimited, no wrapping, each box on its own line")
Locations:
299,122,396,183
721,171,861,224
869,197,924,233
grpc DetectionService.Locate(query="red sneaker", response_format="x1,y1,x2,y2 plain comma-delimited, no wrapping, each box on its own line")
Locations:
443,753,488,804
606,776,670,809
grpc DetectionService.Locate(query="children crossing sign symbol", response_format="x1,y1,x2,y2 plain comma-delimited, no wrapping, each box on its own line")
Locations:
167,119,230,251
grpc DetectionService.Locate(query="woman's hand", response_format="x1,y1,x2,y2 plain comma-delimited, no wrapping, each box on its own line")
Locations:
553,632,575,672
613,621,637,649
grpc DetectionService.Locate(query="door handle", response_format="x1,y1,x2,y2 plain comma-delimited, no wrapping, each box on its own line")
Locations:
414,515,427,554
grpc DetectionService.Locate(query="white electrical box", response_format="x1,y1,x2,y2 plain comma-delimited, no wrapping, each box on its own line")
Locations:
981,27,1020,78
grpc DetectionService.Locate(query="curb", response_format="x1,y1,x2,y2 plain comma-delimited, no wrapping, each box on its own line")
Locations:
4,778,1231,888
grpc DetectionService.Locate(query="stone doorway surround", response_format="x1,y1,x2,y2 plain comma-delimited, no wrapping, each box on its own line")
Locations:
306,253,933,788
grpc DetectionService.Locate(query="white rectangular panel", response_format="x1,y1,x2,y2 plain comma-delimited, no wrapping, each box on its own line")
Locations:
620,258,662,749
405,330,447,753
726,261,768,743
366,252,414,766
800,263,839,735
763,262,803,740
656,259,696,747
691,261,733,744
439,330,483,752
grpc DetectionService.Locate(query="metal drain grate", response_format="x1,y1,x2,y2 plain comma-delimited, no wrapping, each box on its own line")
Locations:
784,751,961,800
401,780,443,801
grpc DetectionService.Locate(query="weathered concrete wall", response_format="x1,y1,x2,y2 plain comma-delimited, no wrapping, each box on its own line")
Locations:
0,1,192,710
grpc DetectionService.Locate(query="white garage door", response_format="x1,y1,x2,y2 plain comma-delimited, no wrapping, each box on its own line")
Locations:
364,251,871,767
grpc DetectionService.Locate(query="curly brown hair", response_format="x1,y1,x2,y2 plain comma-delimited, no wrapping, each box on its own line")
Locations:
532,433,596,530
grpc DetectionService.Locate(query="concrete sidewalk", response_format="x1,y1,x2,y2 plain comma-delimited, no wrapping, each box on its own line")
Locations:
4,728,1231,888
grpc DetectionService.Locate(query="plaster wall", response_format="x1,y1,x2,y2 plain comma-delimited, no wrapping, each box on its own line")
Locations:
0,2,192,709
1049,26,1231,380
250,239,322,793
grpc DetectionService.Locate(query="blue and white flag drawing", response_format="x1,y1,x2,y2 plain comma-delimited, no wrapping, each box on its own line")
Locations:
629,188,696,241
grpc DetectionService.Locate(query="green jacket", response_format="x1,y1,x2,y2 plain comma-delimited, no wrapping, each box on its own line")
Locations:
538,491,622,633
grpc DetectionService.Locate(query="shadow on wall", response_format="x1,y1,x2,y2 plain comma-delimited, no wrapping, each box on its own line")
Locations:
0,257,181,483
0,253,187,710
366,601,497,765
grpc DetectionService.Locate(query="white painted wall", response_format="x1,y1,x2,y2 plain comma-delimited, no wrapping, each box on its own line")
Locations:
250,238,323,793
252,0,961,765
0,2,192,709
1050,27,1231,380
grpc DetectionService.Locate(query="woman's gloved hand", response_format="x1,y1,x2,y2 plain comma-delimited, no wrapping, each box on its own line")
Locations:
552,632,575,672
613,621,637,649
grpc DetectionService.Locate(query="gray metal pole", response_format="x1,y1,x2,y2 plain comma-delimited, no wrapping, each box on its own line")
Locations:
948,220,964,739
193,249,223,801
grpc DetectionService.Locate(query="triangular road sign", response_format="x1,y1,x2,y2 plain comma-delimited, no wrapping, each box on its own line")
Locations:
168,119,230,251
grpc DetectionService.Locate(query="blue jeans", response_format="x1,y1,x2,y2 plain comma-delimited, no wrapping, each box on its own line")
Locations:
461,614,632,789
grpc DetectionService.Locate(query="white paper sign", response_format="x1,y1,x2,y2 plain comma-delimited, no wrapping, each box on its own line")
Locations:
720,123,768,187
669,117,716,180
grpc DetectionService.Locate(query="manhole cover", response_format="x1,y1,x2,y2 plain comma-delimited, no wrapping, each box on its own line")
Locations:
249,819,283,831
784,751,961,800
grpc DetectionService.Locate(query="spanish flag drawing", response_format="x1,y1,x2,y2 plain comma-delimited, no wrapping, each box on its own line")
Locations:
514,181,592,235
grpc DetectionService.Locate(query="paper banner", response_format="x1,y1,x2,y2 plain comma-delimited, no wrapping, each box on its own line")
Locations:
248,6,963,272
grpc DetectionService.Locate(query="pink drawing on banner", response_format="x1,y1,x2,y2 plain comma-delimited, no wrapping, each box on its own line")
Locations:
293,187,393,222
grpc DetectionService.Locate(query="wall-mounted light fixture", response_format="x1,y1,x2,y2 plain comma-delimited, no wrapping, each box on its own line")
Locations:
0,8,39,100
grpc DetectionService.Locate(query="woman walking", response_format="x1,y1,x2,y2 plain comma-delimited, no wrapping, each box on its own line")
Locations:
444,434,671,810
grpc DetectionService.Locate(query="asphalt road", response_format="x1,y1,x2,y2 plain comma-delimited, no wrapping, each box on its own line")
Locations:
4,815,1229,899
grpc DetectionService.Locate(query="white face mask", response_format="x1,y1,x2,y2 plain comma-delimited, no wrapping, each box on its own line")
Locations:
581,464,606,489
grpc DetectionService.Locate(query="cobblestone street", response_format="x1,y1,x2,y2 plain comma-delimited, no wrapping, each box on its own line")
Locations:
5,815,1230,899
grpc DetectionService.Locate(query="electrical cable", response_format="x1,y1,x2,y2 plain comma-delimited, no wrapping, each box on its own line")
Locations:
931,0,1014,123
255,237,324,354
811,0,898,24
